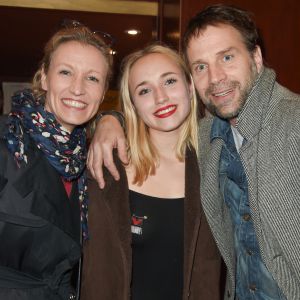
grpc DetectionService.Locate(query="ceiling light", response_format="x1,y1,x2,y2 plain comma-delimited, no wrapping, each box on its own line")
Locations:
125,29,141,35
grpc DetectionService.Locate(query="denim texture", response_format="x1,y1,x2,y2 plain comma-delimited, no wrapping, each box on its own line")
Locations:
211,118,285,300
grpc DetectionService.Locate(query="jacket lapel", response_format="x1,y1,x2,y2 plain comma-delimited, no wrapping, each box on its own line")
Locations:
183,148,201,290
87,154,132,274
239,138,261,234
101,159,132,258
13,145,80,242
198,117,228,232
198,116,236,287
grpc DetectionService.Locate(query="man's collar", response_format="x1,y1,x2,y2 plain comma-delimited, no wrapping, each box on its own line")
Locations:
210,116,231,142
235,67,276,139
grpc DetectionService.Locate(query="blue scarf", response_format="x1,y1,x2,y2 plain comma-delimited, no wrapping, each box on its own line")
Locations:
5,89,89,240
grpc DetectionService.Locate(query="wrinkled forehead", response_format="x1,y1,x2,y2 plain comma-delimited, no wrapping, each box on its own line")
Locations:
50,41,108,69
186,24,247,61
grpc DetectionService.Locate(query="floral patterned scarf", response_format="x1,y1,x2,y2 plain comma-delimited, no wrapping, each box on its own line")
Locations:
5,89,89,240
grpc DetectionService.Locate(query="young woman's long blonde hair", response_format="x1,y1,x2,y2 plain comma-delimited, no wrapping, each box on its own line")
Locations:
120,44,198,185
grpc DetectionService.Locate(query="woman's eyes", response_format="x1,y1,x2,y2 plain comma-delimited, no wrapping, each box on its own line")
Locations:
59,69,71,75
138,88,151,96
87,76,99,83
165,78,177,85
137,78,178,96
58,70,99,83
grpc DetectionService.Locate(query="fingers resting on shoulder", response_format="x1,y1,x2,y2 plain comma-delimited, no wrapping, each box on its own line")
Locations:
87,115,128,188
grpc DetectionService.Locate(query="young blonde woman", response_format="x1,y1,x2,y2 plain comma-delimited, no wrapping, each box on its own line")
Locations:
81,44,221,300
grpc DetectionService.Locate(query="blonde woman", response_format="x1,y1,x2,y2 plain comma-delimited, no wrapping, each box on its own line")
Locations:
81,44,221,300
0,22,112,299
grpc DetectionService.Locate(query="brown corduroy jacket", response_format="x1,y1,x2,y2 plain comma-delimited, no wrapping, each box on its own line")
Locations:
81,149,222,300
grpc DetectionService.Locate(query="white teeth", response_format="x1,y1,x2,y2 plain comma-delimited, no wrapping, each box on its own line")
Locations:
62,99,86,108
214,90,232,97
156,106,175,115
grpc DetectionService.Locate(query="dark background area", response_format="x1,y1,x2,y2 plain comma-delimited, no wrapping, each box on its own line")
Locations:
0,0,300,115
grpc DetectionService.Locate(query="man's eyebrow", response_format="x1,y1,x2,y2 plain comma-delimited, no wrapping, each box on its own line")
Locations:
215,47,236,56
190,47,236,66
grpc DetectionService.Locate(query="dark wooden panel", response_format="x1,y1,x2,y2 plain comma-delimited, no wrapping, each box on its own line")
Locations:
158,0,180,50
0,6,157,88
180,0,300,93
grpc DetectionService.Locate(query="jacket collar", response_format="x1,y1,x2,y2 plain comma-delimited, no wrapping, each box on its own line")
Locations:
210,117,231,143
236,67,276,140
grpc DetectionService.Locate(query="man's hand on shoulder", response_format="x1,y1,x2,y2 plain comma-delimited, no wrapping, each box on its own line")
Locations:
87,114,128,189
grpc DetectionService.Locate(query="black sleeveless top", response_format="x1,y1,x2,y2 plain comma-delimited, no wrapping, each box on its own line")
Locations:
129,190,184,300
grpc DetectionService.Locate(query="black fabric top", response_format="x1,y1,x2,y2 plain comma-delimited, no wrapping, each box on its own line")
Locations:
129,190,184,300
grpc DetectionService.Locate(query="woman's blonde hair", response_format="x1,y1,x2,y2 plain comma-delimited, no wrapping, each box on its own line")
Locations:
32,22,113,101
120,43,198,185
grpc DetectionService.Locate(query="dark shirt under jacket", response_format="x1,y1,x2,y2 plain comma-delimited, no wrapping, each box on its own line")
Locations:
130,191,184,300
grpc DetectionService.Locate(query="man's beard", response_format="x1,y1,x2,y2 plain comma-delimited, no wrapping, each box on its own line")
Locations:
202,61,258,120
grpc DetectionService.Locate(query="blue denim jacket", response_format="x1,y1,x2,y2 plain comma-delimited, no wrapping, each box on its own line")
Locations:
211,117,285,300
